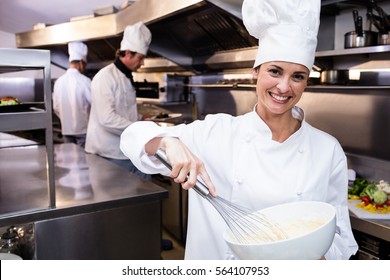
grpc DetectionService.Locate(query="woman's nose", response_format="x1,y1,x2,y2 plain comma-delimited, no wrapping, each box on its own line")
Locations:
276,77,291,93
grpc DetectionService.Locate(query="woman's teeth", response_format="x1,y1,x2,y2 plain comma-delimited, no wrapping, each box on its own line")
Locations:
270,93,288,101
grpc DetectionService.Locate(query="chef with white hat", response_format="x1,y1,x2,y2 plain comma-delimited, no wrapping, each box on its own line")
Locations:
119,0,358,260
53,41,91,148
85,22,152,180
68,41,88,63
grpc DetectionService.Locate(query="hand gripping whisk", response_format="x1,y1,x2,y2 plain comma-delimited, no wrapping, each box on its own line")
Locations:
155,150,287,244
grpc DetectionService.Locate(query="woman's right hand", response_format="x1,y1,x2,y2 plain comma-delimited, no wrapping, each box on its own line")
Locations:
146,137,216,196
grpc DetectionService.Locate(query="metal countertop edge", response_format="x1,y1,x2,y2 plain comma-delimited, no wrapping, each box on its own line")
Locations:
0,191,168,228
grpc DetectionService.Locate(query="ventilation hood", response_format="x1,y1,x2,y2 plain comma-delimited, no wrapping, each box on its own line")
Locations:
15,0,258,74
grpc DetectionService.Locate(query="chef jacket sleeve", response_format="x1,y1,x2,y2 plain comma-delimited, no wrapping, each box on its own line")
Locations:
120,121,187,175
324,147,359,260
85,78,92,104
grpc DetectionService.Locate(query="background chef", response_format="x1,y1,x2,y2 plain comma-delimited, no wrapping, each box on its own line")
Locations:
85,22,152,180
53,41,91,148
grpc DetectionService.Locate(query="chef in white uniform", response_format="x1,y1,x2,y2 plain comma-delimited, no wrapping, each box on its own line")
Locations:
85,22,152,180
53,41,91,148
120,0,358,259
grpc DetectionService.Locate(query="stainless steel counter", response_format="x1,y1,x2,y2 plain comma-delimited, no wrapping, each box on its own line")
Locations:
0,143,168,259
350,214,390,243
0,143,167,226
349,214,390,259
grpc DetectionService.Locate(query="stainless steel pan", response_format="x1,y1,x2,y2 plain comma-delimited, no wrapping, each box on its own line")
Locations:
320,70,349,85
344,30,378,48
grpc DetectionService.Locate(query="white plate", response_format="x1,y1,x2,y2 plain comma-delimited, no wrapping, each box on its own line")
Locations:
348,199,390,219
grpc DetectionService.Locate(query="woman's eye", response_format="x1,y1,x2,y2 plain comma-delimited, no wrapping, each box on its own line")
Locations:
292,74,306,81
269,69,281,75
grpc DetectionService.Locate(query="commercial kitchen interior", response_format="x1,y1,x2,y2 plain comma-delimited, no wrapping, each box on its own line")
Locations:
0,0,389,260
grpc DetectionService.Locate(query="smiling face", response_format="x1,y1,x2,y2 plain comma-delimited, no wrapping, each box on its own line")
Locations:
253,61,309,119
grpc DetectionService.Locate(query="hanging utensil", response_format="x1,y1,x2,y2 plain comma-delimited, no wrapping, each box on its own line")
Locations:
353,9,359,33
154,149,288,244
368,0,390,32
356,15,364,37
367,11,387,34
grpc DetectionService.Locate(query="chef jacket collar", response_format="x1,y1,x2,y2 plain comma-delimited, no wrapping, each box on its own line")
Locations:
250,105,305,142
114,57,135,86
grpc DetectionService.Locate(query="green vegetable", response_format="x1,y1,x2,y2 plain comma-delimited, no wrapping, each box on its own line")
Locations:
349,178,369,195
359,183,377,199
373,190,387,204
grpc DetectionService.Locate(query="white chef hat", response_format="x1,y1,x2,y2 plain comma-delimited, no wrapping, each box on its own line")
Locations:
242,0,321,70
68,41,88,62
120,22,152,55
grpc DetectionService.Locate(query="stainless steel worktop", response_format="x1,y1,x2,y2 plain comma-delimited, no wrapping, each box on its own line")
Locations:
349,214,390,259
0,143,168,227
350,214,390,243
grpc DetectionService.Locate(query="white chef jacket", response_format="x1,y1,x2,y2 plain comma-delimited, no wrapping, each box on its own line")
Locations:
120,106,358,260
85,63,138,159
53,68,91,135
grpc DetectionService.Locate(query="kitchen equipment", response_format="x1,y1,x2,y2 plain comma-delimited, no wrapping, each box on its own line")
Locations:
154,149,287,244
320,69,349,85
152,174,188,244
356,14,364,37
0,102,43,113
368,0,390,33
344,30,378,48
134,81,159,99
378,32,390,45
0,226,21,257
345,9,379,48
353,9,360,34
367,11,388,35
352,230,390,260
223,201,336,260
135,74,189,103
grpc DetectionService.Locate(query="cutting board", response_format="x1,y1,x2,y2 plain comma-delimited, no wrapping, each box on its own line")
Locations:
348,199,390,220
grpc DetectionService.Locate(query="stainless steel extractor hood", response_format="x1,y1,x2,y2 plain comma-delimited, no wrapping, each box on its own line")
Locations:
15,0,257,74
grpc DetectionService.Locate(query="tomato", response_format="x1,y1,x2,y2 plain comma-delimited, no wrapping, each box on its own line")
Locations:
375,203,384,209
361,196,371,205
385,200,390,206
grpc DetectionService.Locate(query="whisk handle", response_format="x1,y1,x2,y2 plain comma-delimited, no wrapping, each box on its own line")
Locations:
155,149,210,197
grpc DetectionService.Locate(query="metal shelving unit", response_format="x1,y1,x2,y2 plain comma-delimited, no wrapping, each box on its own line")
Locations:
316,44,390,57
0,48,55,211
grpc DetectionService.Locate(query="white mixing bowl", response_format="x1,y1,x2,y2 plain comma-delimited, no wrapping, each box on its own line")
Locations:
223,201,336,260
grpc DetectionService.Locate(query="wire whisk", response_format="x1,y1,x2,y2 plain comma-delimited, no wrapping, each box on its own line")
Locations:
155,150,288,244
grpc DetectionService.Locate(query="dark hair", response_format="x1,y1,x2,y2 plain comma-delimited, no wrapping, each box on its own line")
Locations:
70,60,86,66
115,50,137,58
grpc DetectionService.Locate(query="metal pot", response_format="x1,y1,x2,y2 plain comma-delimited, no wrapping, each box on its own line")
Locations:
320,70,349,85
344,31,378,48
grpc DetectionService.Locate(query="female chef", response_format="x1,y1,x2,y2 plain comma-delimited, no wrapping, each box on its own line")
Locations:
120,0,358,259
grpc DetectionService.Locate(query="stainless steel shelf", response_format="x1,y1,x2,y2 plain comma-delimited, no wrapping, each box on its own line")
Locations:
307,85,390,90
0,110,49,132
316,45,390,57
0,48,55,212
187,83,256,89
